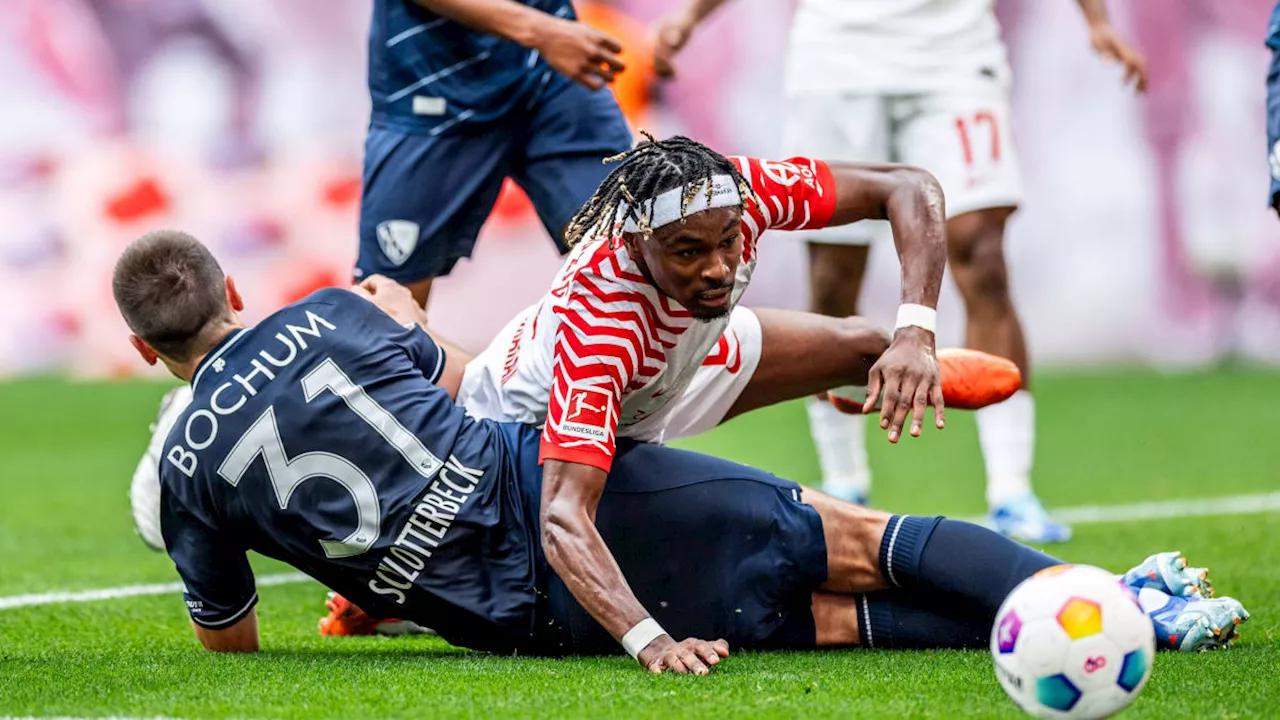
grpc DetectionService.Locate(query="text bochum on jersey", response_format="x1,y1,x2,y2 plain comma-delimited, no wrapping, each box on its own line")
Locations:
157,290,540,653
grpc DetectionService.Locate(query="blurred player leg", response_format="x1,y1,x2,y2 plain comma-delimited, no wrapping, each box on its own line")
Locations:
783,94,890,504
509,78,634,253
896,88,1069,543
355,123,512,310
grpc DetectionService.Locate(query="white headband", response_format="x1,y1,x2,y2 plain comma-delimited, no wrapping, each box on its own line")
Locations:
614,174,742,233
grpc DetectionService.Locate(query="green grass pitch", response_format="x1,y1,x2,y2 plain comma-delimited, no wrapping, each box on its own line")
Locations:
1,369,1277,718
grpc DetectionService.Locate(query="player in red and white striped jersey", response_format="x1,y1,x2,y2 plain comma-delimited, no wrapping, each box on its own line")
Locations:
453,134,958,649
319,134,1021,643
459,134,951,473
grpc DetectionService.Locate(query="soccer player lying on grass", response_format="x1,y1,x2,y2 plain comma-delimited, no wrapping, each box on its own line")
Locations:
317,132,1012,635
113,231,1248,668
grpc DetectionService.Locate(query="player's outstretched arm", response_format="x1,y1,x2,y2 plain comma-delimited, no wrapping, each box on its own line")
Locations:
541,459,729,674
824,163,948,441
1075,0,1147,92
650,0,730,79
192,608,260,653
411,0,625,90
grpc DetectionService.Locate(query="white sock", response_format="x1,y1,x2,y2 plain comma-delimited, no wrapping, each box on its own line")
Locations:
977,389,1035,507
806,395,871,500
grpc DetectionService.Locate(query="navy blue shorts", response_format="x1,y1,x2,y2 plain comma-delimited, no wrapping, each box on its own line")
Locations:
356,79,632,283
497,425,829,655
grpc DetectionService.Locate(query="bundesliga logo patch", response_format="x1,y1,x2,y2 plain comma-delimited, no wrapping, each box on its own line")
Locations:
559,386,613,442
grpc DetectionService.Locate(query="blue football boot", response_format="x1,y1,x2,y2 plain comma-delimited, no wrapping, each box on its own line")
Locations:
989,493,1072,543
1141,589,1249,652
1123,551,1213,598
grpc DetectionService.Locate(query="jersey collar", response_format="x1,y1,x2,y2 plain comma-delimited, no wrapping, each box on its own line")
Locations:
190,328,249,391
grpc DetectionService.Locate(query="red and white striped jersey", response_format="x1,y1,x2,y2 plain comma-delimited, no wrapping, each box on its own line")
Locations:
458,156,837,471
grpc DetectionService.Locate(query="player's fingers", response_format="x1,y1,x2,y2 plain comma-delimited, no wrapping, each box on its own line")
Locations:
713,639,730,657
595,30,624,54
575,71,605,91
678,648,709,675
862,369,883,415
593,48,626,74
653,56,675,79
693,641,721,666
931,383,946,429
666,655,688,674
1129,57,1149,93
909,383,930,437
660,24,687,51
889,377,916,443
347,284,373,299
878,370,902,432
589,64,617,84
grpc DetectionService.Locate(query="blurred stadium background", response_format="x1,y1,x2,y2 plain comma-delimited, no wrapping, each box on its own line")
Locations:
2,0,1278,374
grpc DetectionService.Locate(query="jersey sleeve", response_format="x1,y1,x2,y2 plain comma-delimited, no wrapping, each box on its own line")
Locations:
324,289,447,384
387,321,448,384
159,487,257,629
538,275,650,472
732,156,838,238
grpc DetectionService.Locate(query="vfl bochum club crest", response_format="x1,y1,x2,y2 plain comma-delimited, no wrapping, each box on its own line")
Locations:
376,220,420,266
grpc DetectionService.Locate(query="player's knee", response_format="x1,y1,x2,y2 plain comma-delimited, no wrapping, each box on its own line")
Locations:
949,211,1014,308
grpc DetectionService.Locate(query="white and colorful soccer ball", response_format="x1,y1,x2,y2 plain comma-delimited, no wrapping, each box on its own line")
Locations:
991,564,1155,719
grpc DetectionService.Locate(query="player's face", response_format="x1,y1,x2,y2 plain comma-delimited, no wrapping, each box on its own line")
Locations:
631,207,743,320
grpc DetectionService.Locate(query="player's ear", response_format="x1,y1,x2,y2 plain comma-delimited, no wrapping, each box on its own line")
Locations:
225,275,244,312
129,335,159,366
620,230,644,258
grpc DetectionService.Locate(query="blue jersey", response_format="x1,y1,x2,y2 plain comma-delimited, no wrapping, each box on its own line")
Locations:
368,0,574,131
158,289,537,653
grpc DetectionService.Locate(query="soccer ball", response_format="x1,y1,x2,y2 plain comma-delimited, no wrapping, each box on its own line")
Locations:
991,565,1155,719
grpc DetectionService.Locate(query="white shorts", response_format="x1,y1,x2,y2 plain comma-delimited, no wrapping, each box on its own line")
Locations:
630,305,764,443
459,305,765,445
782,86,1024,245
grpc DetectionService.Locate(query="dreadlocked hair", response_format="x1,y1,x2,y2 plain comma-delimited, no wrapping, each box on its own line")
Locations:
564,131,757,248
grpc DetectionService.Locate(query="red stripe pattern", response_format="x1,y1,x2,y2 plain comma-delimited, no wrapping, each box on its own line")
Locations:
487,156,838,471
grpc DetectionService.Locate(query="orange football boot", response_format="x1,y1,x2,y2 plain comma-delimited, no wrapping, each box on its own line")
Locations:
936,347,1021,410
318,592,431,637
318,592,382,637
828,348,1021,413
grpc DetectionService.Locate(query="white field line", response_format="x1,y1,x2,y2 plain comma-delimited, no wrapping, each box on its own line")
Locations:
0,572,310,611
959,491,1280,525
2,492,1278,612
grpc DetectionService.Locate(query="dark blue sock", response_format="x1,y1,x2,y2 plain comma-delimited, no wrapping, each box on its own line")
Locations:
880,515,1062,614
858,589,990,650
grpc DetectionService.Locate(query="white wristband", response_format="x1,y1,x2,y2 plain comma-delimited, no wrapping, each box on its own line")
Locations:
895,303,937,334
621,618,667,660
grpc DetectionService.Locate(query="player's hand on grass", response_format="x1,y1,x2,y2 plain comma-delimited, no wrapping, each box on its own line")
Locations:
349,275,428,329
863,327,944,443
638,635,730,675
649,12,696,79
1087,21,1147,93
532,16,625,91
